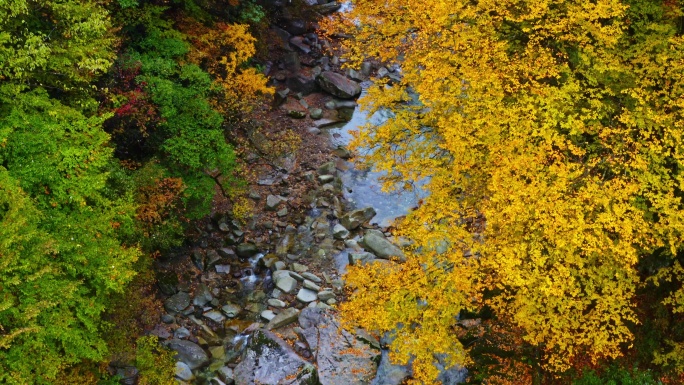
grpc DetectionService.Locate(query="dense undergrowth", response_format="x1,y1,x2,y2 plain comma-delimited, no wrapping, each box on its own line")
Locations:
0,0,272,383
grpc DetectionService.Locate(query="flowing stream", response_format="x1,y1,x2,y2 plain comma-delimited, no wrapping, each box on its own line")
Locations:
325,93,467,384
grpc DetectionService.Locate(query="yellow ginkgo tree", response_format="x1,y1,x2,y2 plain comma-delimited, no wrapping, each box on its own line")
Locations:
326,0,684,382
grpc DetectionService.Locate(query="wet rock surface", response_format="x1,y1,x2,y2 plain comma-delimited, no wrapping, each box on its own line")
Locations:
234,330,318,385
299,308,380,385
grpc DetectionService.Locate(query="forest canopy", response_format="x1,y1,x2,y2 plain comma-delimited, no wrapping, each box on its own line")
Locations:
326,0,684,383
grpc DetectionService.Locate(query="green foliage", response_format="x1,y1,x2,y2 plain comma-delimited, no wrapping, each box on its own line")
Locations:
238,0,266,24
573,366,662,385
135,336,177,385
117,26,237,218
0,88,140,384
0,0,115,88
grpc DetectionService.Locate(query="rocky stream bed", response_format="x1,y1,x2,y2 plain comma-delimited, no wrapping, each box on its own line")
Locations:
119,2,467,384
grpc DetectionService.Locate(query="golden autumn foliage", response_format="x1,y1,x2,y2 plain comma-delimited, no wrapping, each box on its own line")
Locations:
184,20,273,117
328,0,684,381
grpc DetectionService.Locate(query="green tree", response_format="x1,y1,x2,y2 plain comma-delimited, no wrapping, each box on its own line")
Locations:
0,0,115,90
0,88,139,384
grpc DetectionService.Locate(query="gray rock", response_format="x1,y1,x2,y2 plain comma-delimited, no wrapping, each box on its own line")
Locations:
292,263,308,272
272,269,293,281
282,52,300,72
286,72,318,95
166,339,209,370
377,66,389,78
325,100,336,109
248,191,261,200
303,280,320,291
204,310,226,323
312,118,341,128
266,307,300,330
175,362,195,381
289,36,311,54
234,329,317,385
217,248,236,258
206,249,221,269
215,264,231,274
164,292,191,313
316,71,362,99
193,284,213,307
349,251,377,266
347,68,364,82
174,327,191,339
361,61,373,76
274,88,290,105
317,161,337,176
298,308,379,384
307,126,322,135
191,250,205,271
268,298,287,308
332,223,350,239
277,207,288,217
314,1,341,14
297,288,318,303
317,291,335,301
333,145,352,159
301,272,321,283
271,27,292,51
274,261,287,271
340,207,377,230
222,303,241,318
216,366,234,384
283,18,307,36
265,195,282,211
373,351,410,385
334,100,358,109
236,243,259,258
261,310,276,321
362,230,406,262
275,275,297,294
113,365,138,385
345,239,364,251
309,108,323,119
161,314,175,324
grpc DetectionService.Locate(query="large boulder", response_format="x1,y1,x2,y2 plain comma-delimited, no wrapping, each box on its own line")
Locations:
234,330,318,385
298,308,380,385
362,230,406,262
339,207,376,230
165,339,209,370
316,71,362,99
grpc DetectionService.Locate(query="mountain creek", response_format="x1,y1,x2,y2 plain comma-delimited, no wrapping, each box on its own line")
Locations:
128,2,467,385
